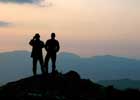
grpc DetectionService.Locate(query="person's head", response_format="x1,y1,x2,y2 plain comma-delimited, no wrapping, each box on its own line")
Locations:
34,33,40,39
51,33,56,39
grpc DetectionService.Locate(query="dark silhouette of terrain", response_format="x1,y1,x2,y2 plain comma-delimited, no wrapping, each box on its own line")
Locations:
0,71,140,100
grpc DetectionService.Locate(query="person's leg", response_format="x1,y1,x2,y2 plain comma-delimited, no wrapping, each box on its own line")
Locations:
51,53,56,73
44,53,50,74
33,58,37,76
39,56,45,75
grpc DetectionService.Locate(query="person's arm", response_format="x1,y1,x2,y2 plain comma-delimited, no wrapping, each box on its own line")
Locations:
29,36,35,46
41,41,45,48
56,40,60,52
29,39,34,46
45,40,48,51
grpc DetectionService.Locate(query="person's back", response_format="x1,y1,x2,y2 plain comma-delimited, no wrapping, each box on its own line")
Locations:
45,38,59,53
29,33,45,75
44,33,60,74
30,38,44,58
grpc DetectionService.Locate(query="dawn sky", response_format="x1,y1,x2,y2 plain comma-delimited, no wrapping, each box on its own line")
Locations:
0,0,139,59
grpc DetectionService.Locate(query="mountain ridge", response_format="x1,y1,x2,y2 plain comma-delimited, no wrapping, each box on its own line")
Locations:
99,79,140,90
0,50,140,84
0,50,139,60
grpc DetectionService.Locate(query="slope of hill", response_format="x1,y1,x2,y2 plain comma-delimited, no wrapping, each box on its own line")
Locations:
0,71,140,100
0,71,103,99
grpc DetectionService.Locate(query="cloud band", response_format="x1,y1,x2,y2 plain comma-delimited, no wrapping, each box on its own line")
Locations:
0,21,12,27
0,0,44,4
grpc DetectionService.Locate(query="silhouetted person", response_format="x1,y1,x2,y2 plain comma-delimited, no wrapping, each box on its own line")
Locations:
29,33,45,76
44,33,60,74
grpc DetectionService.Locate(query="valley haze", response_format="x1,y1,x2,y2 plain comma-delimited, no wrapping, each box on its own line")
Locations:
0,50,140,86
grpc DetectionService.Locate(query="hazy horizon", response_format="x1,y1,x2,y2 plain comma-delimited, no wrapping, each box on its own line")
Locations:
0,0,139,59
0,50,140,60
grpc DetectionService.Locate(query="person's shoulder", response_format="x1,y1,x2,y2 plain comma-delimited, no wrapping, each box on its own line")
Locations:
55,39,59,43
46,39,51,43
40,40,44,43
47,39,51,42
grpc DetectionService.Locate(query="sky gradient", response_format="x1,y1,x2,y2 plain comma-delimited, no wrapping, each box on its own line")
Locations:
0,0,139,59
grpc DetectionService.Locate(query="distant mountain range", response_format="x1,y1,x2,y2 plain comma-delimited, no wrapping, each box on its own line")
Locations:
0,51,140,85
98,79,140,90
0,51,31,84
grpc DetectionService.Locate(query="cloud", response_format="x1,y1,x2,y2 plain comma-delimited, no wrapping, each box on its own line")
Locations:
0,21,12,27
0,0,44,4
0,0,50,7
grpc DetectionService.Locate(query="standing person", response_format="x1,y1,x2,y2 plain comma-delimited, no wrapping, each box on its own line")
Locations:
44,33,60,74
29,33,45,76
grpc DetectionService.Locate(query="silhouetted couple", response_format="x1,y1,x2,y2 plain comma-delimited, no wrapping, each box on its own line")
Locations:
29,33,60,76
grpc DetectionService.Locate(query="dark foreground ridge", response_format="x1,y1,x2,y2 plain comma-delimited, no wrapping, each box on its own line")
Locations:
0,71,140,100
